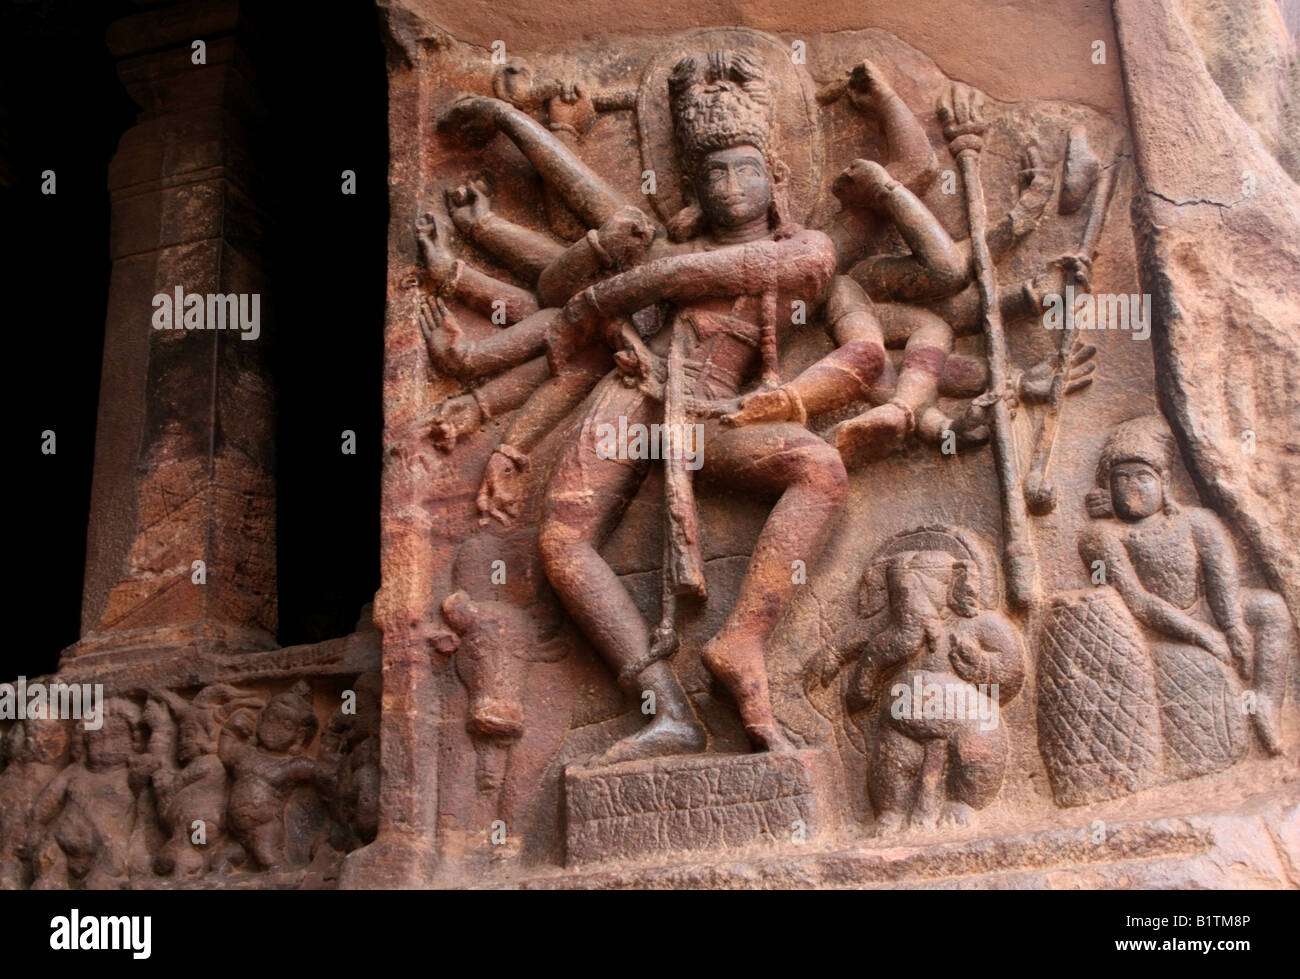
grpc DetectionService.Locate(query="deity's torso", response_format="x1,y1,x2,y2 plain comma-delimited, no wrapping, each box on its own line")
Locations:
644,230,830,400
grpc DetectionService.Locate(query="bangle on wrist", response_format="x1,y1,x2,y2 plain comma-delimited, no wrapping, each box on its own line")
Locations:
782,386,808,426
438,259,464,299
887,399,916,432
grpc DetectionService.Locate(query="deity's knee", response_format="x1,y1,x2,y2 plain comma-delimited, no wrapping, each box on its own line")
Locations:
788,438,848,503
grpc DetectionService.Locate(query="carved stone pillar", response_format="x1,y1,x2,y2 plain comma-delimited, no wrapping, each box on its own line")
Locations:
69,0,276,665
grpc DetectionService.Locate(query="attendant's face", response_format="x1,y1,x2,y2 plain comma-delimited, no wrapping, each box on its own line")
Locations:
695,146,771,229
1111,461,1163,520
86,713,133,768
258,701,304,752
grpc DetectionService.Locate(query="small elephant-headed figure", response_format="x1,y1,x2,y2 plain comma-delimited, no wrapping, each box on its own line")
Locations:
139,685,263,878
219,681,334,872
824,533,1025,834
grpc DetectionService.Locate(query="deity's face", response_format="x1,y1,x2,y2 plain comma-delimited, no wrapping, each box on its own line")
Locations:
886,552,953,615
694,145,772,231
1110,460,1163,521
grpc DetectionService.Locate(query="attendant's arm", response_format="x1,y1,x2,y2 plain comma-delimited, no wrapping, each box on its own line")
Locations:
1080,528,1224,654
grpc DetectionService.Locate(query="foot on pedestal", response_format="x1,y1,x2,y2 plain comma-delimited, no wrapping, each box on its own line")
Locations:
586,660,706,767
588,710,707,767
744,723,798,753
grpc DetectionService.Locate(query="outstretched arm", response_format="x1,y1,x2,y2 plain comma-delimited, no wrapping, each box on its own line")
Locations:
1191,510,1252,665
446,181,566,282
537,206,657,307
833,159,965,299
417,205,540,320
561,230,838,348
426,356,553,453
852,145,1054,307
439,96,628,228
420,298,560,382
439,261,540,323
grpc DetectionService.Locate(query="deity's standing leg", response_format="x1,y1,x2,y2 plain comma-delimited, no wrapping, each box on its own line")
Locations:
538,378,707,764
699,421,848,749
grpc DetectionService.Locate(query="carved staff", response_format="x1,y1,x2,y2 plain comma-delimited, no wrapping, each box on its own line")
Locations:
1024,157,1117,515
942,88,1037,609
646,321,707,663
662,320,707,600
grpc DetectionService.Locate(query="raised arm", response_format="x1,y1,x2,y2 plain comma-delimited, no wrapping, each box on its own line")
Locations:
439,96,629,228
843,162,966,300
537,206,657,308
419,298,560,382
445,181,565,282
417,206,540,321
845,61,938,194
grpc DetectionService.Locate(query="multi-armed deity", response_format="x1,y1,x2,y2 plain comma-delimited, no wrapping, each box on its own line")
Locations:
399,24,1246,869
398,22,1297,875
2,15,1294,890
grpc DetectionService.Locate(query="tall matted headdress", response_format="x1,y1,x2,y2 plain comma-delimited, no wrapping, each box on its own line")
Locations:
668,50,774,175
637,27,824,229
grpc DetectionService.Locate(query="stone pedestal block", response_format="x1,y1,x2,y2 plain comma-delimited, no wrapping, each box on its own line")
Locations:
565,750,838,866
